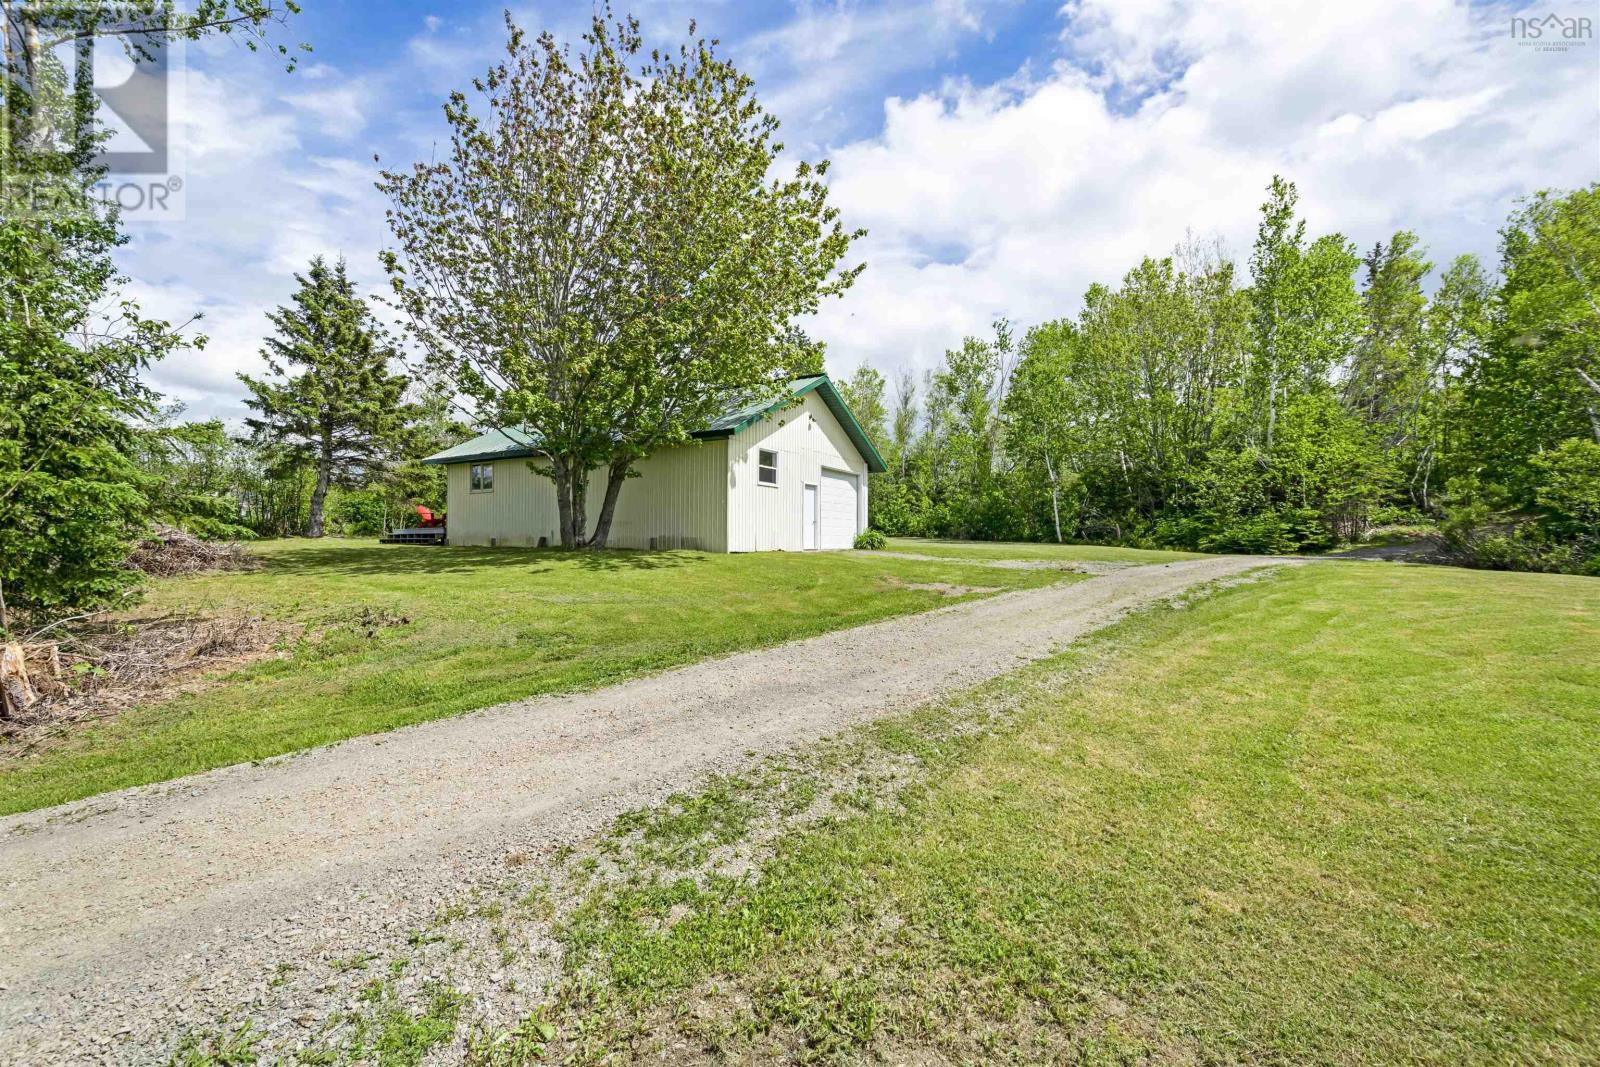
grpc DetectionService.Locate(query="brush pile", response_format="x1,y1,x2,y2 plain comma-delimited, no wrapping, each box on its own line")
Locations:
126,524,261,578
0,614,290,756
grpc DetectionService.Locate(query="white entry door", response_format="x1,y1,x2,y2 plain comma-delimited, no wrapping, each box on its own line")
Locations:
818,469,859,550
802,483,818,550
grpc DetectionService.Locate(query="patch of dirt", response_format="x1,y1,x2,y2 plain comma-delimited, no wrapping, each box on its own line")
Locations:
878,575,1000,597
1165,566,1281,609
125,524,261,578
1325,536,1450,562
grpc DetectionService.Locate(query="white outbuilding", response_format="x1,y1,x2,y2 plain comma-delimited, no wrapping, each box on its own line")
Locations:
420,374,888,552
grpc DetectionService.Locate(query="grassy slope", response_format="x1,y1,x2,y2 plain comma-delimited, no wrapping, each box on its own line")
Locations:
0,541,1078,816
883,537,1202,564
547,562,1600,1064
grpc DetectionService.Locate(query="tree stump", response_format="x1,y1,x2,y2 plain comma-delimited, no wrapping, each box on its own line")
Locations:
1,641,36,719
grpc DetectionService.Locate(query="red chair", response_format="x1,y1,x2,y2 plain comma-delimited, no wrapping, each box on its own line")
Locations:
415,505,445,528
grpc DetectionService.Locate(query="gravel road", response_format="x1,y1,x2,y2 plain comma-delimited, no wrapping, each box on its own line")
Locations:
0,554,1278,1064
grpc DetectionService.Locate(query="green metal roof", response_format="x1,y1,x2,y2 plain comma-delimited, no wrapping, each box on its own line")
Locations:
419,426,541,466
422,374,888,473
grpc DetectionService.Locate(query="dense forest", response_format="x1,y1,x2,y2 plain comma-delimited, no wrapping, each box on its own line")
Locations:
836,178,1600,574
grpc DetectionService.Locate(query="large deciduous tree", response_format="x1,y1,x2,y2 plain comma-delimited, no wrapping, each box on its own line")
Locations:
1002,321,1084,543
377,9,862,548
239,257,412,538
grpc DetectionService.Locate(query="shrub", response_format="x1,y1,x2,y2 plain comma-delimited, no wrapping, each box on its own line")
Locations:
1196,511,1298,555
180,515,259,542
853,529,888,550
1439,467,1600,575
1532,439,1600,544
328,489,387,536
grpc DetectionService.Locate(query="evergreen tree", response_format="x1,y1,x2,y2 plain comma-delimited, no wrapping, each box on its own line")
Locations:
0,4,302,627
239,257,413,538
0,13,187,620
1345,231,1431,433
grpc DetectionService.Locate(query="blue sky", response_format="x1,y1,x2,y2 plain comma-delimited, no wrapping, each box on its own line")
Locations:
111,0,1600,421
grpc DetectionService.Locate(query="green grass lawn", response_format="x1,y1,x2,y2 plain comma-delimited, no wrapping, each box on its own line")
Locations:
535,561,1600,1064
882,536,1203,564
0,540,1082,816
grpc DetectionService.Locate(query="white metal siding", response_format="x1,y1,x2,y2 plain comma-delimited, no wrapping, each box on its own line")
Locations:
444,438,729,551
818,469,859,549
442,389,871,554
599,441,729,551
445,458,553,547
725,390,870,552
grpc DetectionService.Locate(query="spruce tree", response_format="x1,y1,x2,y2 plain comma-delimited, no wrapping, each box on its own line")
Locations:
1345,232,1431,434
239,257,413,538
0,10,203,620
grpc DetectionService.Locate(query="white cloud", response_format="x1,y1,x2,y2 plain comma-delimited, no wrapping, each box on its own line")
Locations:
740,0,1010,150
175,68,296,171
807,0,1599,379
283,81,371,139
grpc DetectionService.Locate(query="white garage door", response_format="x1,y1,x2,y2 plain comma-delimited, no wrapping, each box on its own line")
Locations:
819,469,859,550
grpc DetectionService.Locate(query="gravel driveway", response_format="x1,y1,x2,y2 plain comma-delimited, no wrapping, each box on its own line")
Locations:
0,555,1278,1064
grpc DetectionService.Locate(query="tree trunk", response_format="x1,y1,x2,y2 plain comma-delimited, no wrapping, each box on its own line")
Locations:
1265,376,1277,456
306,457,331,538
1575,368,1600,442
551,455,595,547
551,457,575,548
570,466,589,547
586,460,630,549
0,578,23,721
1043,452,1063,543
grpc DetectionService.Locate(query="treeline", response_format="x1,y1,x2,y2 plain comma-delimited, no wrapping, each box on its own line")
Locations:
6,0,1596,636
133,407,450,544
838,178,1600,574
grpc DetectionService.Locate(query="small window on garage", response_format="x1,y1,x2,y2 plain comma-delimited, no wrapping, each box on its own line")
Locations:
758,449,778,486
470,463,494,492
